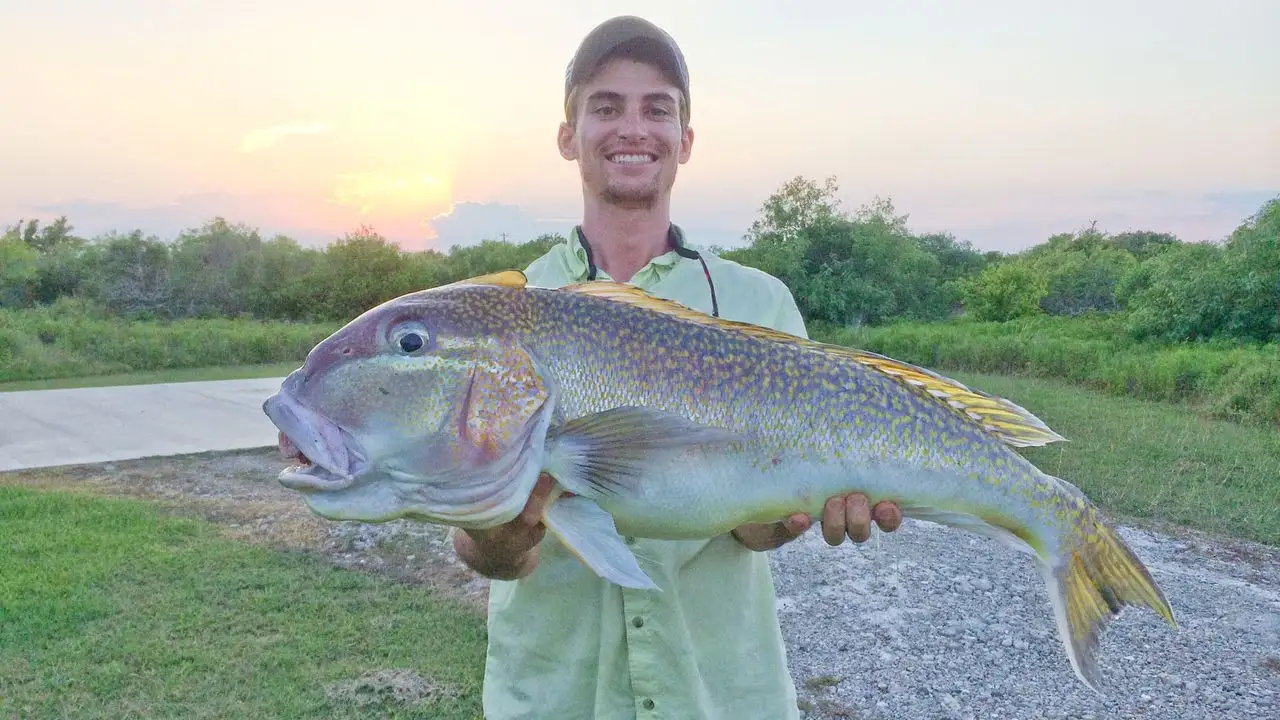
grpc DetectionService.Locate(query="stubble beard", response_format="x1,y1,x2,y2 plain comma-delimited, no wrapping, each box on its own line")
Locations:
594,163,673,211
600,183,660,210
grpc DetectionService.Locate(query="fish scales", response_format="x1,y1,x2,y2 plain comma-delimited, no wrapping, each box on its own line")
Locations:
471,283,1060,543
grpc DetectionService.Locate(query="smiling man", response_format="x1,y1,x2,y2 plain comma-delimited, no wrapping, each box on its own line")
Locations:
452,15,903,719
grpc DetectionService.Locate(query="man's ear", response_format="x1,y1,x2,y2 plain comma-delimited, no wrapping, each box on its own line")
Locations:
558,121,578,161
678,125,695,164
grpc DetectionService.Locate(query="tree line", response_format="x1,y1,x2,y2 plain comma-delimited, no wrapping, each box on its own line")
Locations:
2,176,1277,345
0,220,563,324
719,177,1278,345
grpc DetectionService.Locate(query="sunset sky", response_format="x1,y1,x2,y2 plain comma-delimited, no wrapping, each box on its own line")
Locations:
2,0,1277,253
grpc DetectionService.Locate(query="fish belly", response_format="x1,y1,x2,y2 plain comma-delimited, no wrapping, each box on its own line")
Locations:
589,440,1058,553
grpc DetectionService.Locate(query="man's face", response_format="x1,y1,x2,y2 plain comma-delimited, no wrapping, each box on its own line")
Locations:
558,57,694,209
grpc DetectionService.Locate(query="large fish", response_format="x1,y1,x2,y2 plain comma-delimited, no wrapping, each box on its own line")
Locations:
261,270,1176,692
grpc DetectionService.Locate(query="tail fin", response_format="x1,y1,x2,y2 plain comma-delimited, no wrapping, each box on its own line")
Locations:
1044,515,1177,693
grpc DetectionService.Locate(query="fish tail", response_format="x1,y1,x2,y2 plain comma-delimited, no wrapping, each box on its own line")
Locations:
1044,509,1177,693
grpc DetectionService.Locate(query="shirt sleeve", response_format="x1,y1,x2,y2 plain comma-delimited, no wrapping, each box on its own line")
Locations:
771,283,809,340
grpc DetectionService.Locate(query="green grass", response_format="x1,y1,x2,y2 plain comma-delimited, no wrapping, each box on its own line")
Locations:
0,361,299,392
952,370,1280,546
814,314,1280,429
0,487,487,719
0,299,338,384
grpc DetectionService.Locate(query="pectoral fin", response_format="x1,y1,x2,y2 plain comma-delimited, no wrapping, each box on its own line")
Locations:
543,406,741,500
543,495,658,591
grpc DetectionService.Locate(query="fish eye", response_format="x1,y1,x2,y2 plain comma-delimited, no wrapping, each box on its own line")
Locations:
390,323,432,355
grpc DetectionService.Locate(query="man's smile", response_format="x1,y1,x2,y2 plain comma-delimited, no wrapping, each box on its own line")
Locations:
607,152,658,165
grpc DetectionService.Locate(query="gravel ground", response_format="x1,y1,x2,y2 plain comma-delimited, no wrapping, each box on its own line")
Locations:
772,517,1280,720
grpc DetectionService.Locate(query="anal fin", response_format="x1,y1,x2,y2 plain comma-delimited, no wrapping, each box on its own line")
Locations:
543,495,659,591
896,502,1041,558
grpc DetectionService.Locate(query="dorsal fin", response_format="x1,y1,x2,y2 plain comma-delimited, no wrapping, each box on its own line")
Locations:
444,270,528,289
561,280,1066,448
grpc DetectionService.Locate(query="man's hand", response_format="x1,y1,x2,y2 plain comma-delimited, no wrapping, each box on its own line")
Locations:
453,473,559,580
731,493,903,552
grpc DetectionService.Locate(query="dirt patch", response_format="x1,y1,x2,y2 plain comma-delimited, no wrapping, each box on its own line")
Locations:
323,668,459,709
0,448,492,612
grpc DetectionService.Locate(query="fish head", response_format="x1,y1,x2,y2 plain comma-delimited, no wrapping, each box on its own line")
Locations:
262,277,556,529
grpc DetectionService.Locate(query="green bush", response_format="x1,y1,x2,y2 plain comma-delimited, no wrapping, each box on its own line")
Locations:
812,315,1280,429
0,300,338,383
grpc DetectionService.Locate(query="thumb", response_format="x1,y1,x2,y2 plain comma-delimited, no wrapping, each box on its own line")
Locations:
781,513,811,536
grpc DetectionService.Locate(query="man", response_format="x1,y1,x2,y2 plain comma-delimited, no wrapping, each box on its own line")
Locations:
453,16,903,718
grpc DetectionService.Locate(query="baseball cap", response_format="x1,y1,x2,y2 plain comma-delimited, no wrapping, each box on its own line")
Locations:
564,16,690,123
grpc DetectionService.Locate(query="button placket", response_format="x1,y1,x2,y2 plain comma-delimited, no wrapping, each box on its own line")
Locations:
621,580,659,716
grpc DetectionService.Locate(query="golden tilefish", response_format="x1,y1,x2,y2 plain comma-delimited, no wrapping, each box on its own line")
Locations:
261,270,1177,692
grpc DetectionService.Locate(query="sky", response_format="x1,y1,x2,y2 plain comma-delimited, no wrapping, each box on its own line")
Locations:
1,0,1277,253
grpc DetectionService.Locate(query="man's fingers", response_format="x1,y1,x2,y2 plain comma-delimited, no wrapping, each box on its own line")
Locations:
518,473,557,526
844,492,872,544
820,494,906,546
783,513,811,536
821,496,846,546
873,501,903,532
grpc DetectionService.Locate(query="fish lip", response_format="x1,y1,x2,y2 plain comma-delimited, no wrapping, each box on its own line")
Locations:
277,463,356,493
261,390,367,492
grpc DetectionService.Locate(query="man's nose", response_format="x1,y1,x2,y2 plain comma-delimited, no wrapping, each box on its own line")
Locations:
616,108,648,138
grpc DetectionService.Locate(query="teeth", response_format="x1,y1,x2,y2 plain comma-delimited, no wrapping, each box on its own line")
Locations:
610,153,653,164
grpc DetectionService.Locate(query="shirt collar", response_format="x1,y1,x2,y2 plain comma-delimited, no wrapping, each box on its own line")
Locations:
564,224,689,282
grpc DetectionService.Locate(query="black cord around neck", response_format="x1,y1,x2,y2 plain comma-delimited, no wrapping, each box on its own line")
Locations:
575,224,719,317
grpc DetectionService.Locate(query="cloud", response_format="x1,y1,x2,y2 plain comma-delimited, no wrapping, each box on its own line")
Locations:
239,123,330,153
30,194,337,246
1200,190,1280,223
24,195,564,252
938,187,1280,252
426,202,572,248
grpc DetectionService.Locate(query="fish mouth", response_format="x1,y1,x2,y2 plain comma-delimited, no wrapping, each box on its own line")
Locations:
262,391,368,494
276,445,357,492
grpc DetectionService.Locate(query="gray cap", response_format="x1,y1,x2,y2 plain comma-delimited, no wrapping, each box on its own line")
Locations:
564,16,690,122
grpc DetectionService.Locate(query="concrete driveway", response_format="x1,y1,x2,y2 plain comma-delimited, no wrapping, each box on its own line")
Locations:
0,377,287,472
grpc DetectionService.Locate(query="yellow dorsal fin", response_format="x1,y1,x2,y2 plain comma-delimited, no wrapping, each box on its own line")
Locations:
445,270,528,289
562,280,1066,448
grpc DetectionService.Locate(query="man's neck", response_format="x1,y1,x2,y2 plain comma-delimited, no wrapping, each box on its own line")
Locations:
579,201,673,283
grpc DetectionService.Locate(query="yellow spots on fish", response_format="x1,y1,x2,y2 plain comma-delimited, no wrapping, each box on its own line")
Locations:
559,278,1066,449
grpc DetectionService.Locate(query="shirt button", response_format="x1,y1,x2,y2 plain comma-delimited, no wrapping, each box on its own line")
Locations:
643,699,655,710
632,616,644,628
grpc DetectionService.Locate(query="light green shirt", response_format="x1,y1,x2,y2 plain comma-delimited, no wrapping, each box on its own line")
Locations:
481,226,809,719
